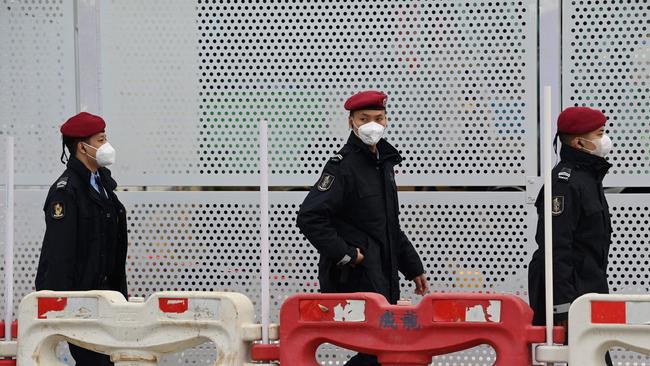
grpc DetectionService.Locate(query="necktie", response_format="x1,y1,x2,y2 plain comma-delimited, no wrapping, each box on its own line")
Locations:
95,173,108,199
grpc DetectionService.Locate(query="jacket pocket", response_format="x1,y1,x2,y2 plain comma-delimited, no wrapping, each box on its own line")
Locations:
359,237,386,293
334,240,380,293
337,224,370,252
336,265,377,293
579,201,608,241
582,201,604,217
357,184,382,198
79,206,103,239
335,266,364,291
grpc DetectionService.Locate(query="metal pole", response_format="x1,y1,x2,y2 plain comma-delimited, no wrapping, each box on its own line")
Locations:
73,0,81,113
4,136,15,341
543,86,554,354
259,120,270,343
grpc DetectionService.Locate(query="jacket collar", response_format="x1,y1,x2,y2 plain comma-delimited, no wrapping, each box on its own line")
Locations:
66,156,117,194
67,155,93,184
345,132,403,165
560,145,612,181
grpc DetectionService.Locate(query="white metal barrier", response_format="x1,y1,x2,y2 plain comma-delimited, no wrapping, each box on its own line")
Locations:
536,293,650,365
0,321,17,362
17,291,277,366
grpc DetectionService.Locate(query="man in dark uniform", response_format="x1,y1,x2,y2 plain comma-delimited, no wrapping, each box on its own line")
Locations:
297,90,428,366
528,106,613,366
35,112,128,366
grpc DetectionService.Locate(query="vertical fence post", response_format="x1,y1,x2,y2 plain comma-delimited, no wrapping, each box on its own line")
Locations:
259,120,270,343
542,86,555,359
4,136,15,341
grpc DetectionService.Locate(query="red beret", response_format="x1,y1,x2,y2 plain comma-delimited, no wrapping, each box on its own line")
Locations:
557,106,607,134
344,90,388,111
60,112,106,138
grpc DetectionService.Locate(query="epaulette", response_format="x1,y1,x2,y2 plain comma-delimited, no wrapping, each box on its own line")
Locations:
329,145,352,164
557,167,572,182
55,176,69,190
329,153,344,163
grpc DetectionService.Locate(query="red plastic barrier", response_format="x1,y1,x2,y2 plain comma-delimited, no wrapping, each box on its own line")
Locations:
0,321,18,366
252,292,565,366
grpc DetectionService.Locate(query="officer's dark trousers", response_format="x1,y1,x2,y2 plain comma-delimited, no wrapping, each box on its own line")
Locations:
345,353,380,366
69,343,113,366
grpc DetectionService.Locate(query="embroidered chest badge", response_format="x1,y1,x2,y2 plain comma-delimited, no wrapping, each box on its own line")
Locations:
317,174,335,192
51,201,65,219
552,196,564,216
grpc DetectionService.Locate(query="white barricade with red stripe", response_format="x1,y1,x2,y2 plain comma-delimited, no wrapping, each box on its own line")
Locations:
0,321,18,366
535,293,650,364
17,291,276,366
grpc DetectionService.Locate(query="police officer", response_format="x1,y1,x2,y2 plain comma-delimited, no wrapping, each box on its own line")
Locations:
528,106,613,366
297,90,428,366
35,112,128,366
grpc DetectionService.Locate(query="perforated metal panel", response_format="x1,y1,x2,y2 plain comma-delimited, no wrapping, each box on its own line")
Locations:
563,0,650,187
93,0,540,187
124,191,536,323
608,194,650,294
123,192,262,314
268,191,536,316
1,0,648,365
608,194,650,364
0,190,260,365
0,0,76,185
271,191,534,365
99,0,203,186
1,190,534,364
0,189,47,319
1,0,538,187
3,190,650,364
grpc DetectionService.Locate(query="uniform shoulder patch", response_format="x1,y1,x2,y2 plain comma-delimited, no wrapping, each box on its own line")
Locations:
55,176,69,190
51,201,65,219
552,196,564,216
317,173,335,191
557,168,572,182
329,153,344,163
329,145,352,163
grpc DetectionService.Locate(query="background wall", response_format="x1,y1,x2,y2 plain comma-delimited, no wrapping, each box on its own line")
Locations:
0,0,649,365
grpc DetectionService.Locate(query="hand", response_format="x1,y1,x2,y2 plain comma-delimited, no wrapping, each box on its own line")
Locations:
353,248,365,265
413,274,429,296
351,248,364,267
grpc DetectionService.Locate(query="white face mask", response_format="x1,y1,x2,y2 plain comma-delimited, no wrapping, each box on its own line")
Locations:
353,121,386,146
83,142,116,167
581,134,613,158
